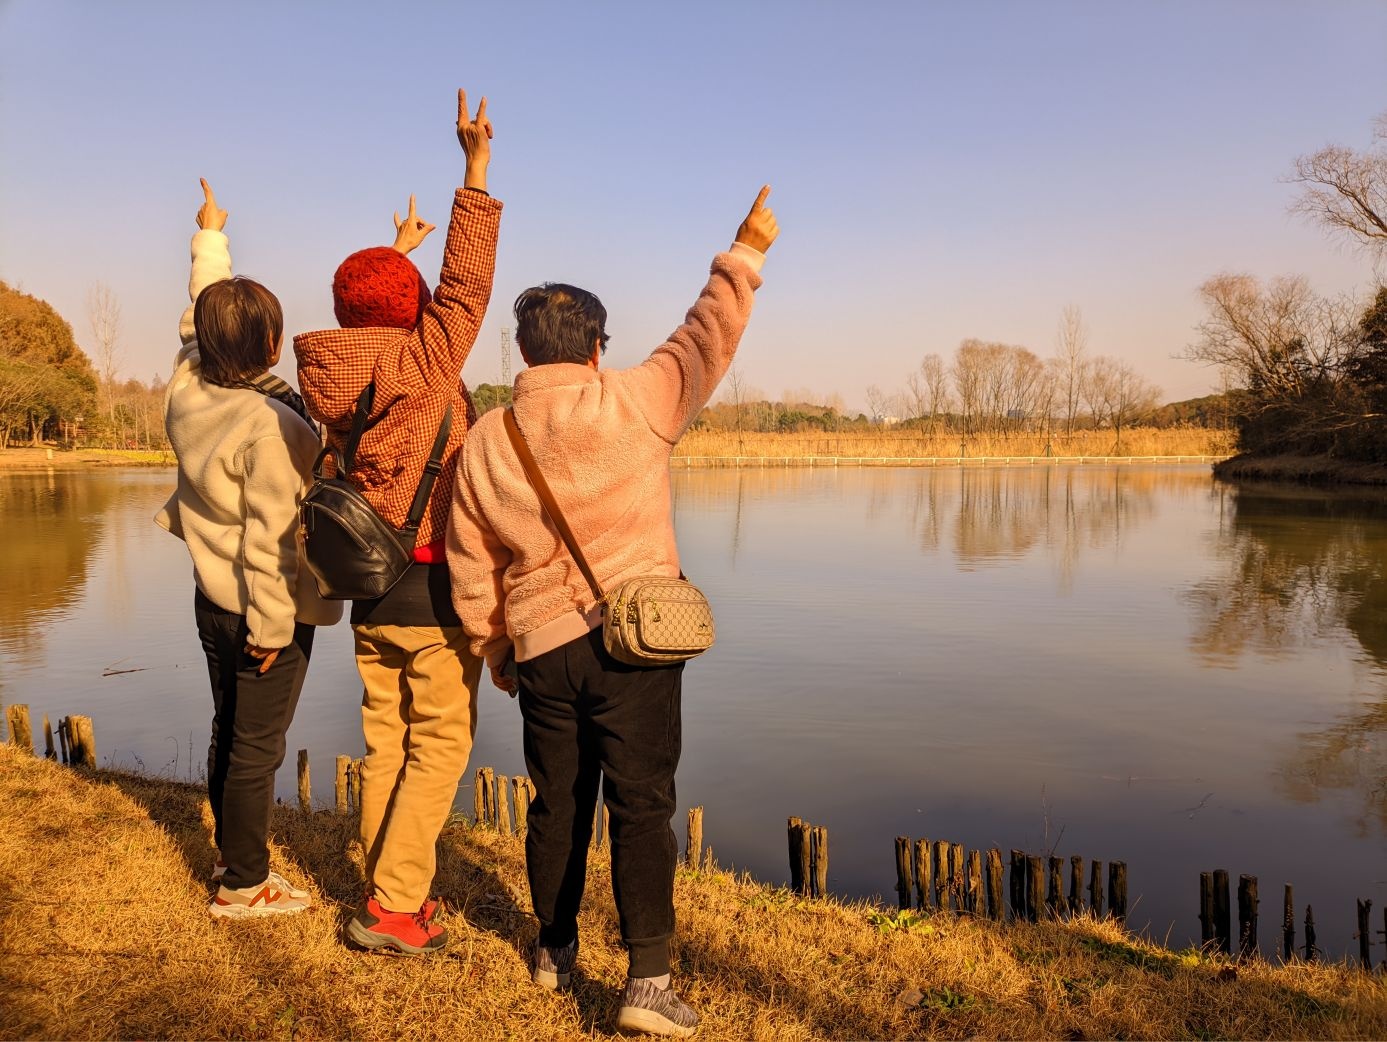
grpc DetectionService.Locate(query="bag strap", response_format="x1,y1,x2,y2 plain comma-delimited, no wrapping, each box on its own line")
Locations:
503,407,606,604
401,403,455,534
341,383,376,474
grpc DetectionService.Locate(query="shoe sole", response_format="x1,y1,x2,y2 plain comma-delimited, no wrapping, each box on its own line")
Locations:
615,1007,697,1038
532,967,571,990
209,901,308,920
344,916,448,957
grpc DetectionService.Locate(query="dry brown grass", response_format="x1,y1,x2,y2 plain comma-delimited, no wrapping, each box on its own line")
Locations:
675,427,1234,462
2,745,1383,1040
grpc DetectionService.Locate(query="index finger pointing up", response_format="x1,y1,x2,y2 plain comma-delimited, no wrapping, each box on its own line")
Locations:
752,184,771,211
457,88,470,126
200,178,216,206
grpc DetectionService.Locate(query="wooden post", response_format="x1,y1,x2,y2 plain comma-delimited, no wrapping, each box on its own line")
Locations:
334,755,350,814
296,749,310,812
950,842,964,912
788,817,805,894
1089,859,1104,919
1199,872,1215,947
1068,855,1083,915
812,825,829,899
42,714,55,760
57,717,70,765
1110,862,1128,924
985,848,1004,920
1282,884,1294,962
350,759,363,812
1047,856,1063,919
688,807,705,870
1304,905,1317,962
894,836,912,910
67,715,95,768
512,776,530,833
5,704,32,753
798,823,813,897
966,849,982,916
1237,874,1257,959
502,776,518,838
1213,869,1230,954
481,766,496,828
474,768,488,825
1357,899,1373,971
1026,855,1044,923
602,803,611,850
1009,849,1024,920
914,838,932,911
937,838,959,910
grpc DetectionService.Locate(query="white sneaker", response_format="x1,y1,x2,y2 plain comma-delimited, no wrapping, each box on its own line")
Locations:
212,861,308,900
210,878,311,919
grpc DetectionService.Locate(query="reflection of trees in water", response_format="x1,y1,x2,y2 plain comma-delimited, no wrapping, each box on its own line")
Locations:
0,473,121,665
1188,484,1387,833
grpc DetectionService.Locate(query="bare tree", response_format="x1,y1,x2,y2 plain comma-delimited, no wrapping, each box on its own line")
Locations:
1084,356,1117,430
1107,361,1161,448
1290,112,1387,252
88,282,122,426
1055,304,1089,436
920,353,950,430
864,384,888,425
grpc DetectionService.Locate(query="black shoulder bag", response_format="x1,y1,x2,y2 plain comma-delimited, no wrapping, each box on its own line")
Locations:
300,383,453,601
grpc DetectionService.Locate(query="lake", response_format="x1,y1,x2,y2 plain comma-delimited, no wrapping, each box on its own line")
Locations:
2,464,1383,959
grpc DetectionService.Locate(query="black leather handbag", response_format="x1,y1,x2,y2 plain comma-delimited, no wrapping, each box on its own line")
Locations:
300,383,452,600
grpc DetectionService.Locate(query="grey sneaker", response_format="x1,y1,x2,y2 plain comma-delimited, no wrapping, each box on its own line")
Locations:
616,977,699,1038
533,937,578,990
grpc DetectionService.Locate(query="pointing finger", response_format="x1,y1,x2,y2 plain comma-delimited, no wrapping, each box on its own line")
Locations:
457,88,470,126
200,178,216,206
476,96,487,126
751,184,771,212
407,193,418,220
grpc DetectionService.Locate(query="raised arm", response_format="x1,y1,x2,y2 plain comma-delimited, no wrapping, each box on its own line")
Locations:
178,179,231,346
377,89,501,393
627,186,780,443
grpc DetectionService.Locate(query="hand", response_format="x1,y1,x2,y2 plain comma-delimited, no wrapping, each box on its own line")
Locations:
391,194,436,254
735,185,778,253
490,655,517,697
196,178,228,231
456,88,492,191
245,643,281,676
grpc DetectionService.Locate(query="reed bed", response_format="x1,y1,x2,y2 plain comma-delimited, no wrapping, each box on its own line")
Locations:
2,745,1384,1041
675,426,1234,461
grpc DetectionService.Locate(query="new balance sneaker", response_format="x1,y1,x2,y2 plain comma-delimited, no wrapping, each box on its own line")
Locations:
212,861,309,900
209,878,311,919
345,897,448,956
532,937,578,990
616,977,699,1038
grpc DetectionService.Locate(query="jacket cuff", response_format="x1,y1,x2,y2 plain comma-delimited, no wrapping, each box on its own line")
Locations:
728,241,766,273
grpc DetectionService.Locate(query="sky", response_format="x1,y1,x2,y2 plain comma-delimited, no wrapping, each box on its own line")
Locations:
2,0,1385,412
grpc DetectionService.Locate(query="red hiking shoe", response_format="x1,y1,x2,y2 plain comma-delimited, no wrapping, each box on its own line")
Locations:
345,896,448,955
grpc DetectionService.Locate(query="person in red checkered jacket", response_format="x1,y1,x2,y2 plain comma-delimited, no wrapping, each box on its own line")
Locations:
292,88,499,956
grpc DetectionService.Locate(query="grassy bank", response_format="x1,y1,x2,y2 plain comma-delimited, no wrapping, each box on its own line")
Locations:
1214,453,1387,486
2,746,1383,1040
675,427,1233,461
0,446,173,469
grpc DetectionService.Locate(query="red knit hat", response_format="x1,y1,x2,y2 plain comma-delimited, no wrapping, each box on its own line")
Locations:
332,247,432,329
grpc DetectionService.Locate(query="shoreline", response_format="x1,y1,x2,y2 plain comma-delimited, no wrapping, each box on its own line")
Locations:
1213,452,1387,486
0,447,174,470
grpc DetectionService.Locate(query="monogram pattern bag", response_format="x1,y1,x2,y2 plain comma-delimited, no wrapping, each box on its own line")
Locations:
502,408,715,666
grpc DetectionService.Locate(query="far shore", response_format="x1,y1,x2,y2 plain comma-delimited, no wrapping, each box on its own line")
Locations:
1214,452,1387,486
0,446,174,470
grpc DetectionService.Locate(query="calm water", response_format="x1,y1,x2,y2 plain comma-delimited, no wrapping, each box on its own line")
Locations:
2,465,1384,958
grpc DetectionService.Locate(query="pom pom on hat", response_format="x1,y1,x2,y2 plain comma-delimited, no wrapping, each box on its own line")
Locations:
332,247,431,329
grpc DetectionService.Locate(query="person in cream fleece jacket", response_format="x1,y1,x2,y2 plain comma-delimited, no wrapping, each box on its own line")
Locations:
446,186,778,1038
158,179,340,920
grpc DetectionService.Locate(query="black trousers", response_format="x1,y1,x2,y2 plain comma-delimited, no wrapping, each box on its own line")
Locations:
194,589,315,890
518,627,684,978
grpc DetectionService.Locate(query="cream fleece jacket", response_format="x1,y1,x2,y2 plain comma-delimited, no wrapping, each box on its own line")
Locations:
446,243,765,664
156,229,342,647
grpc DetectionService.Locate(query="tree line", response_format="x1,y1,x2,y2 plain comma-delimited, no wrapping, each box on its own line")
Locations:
1188,111,1387,461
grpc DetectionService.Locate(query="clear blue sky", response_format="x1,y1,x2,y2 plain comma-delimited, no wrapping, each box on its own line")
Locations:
2,0,1384,409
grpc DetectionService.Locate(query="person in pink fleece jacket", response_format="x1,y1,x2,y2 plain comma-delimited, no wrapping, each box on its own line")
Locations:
447,187,778,1038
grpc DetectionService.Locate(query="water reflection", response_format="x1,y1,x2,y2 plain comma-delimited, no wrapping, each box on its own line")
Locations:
1191,483,1387,833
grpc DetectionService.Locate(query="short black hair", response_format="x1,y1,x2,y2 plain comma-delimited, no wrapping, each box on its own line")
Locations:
193,277,282,385
513,283,609,366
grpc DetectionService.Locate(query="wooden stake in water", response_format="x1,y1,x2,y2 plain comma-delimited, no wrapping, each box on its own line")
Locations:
5,704,32,753
1089,859,1104,919
985,848,1004,921
1010,850,1025,920
1110,862,1128,924
57,717,70,765
495,774,512,835
1304,905,1317,962
1069,855,1083,915
512,776,531,833
1199,872,1215,947
966,849,982,916
1357,899,1373,971
1026,855,1044,923
474,768,488,826
334,755,350,814
481,766,496,827
1282,884,1294,962
1047,856,1063,919
688,807,705,870
42,714,55,760
914,838,933,911
296,750,310,812
935,840,952,912
811,825,829,899
1213,869,1231,954
894,836,912,910
950,842,965,911
787,817,805,894
602,803,611,851
1237,874,1257,959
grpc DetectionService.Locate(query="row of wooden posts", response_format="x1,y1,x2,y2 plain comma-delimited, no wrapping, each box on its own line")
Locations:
8,716,1385,972
1200,870,1386,972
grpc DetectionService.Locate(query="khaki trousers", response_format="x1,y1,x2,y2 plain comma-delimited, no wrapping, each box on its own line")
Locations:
354,624,481,912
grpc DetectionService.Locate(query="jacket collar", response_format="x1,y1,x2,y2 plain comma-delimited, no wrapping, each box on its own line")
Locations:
513,362,600,397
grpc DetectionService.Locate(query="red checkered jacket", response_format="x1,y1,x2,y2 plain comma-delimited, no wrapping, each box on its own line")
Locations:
293,188,501,556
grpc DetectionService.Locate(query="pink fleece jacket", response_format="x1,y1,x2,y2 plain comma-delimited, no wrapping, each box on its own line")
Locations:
446,243,765,665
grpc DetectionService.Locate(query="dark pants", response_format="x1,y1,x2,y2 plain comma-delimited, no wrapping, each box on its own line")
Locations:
194,589,315,890
518,627,683,978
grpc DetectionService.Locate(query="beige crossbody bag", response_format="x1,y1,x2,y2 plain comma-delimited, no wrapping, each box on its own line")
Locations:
503,408,716,666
